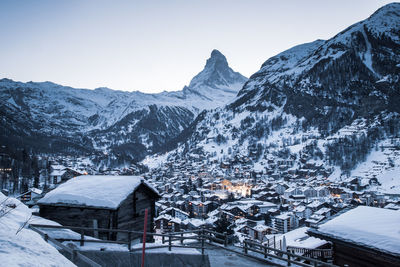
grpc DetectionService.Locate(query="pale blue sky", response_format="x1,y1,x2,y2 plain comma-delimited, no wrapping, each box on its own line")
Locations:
0,0,396,92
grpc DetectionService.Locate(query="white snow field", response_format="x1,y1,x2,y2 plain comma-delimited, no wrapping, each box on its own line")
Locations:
0,192,75,267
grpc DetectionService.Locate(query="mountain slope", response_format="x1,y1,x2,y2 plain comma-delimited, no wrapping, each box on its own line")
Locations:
0,50,247,164
154,3,400,190
233,3,400,126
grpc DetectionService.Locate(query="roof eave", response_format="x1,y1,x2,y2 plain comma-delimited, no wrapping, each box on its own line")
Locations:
307,228,400,259
37,202,117,210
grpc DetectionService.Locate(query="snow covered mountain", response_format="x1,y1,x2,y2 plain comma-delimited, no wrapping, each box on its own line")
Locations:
182,49,247,103
153,3,400,191
0,50,247,164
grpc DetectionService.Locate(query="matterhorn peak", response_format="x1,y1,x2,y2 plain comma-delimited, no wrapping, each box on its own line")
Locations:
209,49,227,61
188,49,247,90
211,49,224,57
204,49,229,70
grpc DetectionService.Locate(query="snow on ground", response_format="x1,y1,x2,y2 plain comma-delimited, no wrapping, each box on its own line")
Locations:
59,231,201,252
370,169,400,194
347,139,400,193
38,175,156,209
141,152,171,170
30,215,100,241
63,241,128,252
131,241,201,254
271,227,327,249
142,246,200,254
318,206,400,255
328,167,343,182
207,244,275,267
0,193,75,267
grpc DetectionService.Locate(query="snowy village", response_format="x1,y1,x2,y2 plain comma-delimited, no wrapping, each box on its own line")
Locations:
1,1,400,267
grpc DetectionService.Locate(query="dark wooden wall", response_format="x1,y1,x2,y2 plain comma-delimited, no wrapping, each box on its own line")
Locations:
333,243,400,267
39,205,116,240
117,184,156,241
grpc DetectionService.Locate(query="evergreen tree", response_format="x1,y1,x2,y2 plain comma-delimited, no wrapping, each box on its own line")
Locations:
187,177,193,191
182,184,189,194
197,177,203,187
214,216,234,235
227,192,235,202
32,156,40,188
45,160,52,190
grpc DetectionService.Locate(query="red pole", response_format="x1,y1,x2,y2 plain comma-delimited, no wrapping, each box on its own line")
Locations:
141,208,148,267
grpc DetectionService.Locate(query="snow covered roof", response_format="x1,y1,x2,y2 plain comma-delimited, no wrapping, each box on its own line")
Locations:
207,209,220,217
252,224,272,232
293,205,306,212
51,164,65,170
205,216,218,225
313,206,400,256
161,207,189,216
247,202,277,210
314,207,331,215
50,170,66,176
272,227,327,249
384,203,400,210
38,175,159,209
182,218,206,228
275,212,292,220
155,214,172,221
307,200,322,208
30,188,43,195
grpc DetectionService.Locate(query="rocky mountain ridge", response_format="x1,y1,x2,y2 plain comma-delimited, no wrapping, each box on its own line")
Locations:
0,50,247,164
148,3,400,191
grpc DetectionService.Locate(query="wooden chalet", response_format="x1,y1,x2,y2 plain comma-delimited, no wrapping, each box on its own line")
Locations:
308,206,400,267
19,188,43,203
38,175,160,241
239,224,277,242
154,214,182,233
50,167,82,185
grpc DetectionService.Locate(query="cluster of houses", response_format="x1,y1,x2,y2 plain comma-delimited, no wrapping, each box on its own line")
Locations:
139,148,400,246
11,172,400,267
4,133,398,267
9,145,399,249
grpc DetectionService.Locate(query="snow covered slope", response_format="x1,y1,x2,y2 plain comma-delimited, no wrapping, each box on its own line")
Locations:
331,137,400,194
149,3,400,192
0,193,75,267
181,49,247,107
235,2,400,115
0,50,247,163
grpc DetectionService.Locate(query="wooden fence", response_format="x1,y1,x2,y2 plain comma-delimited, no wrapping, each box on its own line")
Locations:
29,224,228,254
241,239,337,267
30,224,338,267
256,236,333,261
29,225,101,267
287,246,333,259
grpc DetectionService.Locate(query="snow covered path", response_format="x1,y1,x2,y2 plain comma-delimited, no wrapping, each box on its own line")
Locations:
203,244,275,267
